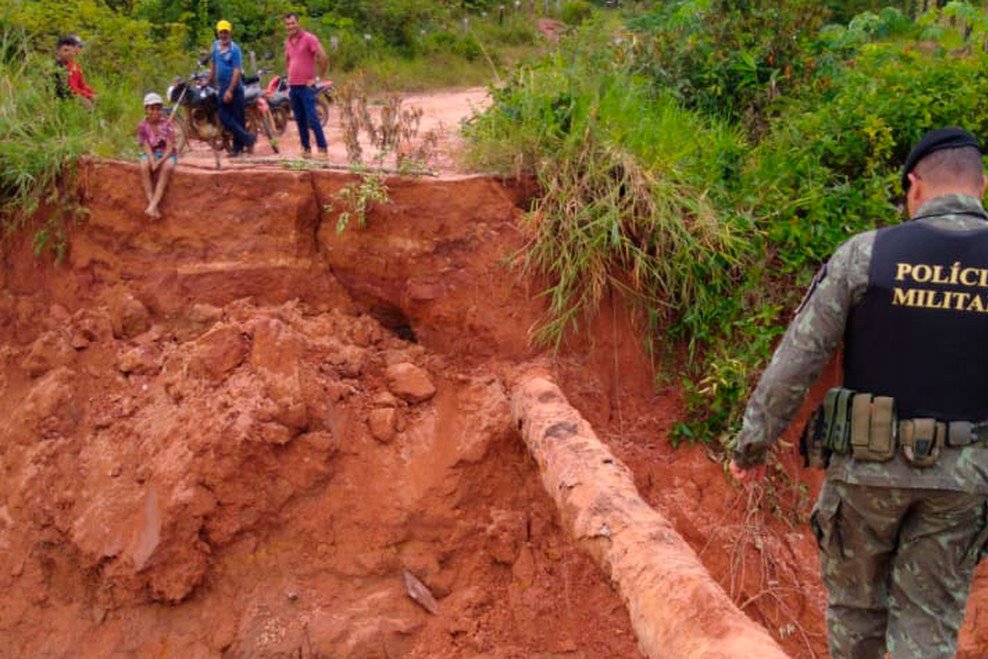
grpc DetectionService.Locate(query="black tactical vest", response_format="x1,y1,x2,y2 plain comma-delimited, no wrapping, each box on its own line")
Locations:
844,220,988,420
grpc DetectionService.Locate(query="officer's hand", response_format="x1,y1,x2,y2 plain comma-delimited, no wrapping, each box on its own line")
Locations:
223,89,233,104
729,460,766,486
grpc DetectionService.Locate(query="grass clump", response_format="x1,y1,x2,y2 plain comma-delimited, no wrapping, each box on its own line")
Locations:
0,23,112,256
467,36,751,352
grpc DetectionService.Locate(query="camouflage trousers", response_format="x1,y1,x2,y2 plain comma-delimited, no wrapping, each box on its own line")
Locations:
811,480,988,659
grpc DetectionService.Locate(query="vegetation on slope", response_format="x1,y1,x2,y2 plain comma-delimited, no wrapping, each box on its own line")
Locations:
467,0,988,448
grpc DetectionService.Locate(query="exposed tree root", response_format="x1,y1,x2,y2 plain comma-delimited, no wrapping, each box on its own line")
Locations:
510,376,790,659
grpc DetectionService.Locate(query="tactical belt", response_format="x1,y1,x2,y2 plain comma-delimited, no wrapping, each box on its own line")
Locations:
904,419,988,448
800,387,988,469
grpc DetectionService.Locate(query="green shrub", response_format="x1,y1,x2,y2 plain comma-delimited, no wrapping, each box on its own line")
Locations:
560,1,594,26
627,0,830,123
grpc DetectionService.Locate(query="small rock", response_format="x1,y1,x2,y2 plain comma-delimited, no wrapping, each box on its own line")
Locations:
21,367,79,437
110,293,151,339
368,407,398,443
48,303,70,323
372,391,400,408
329,345,366,378
403,569,439,615
257,422,293,445
116,346,161,375
386,363,436,404
296,430,339,456
20,330,75,377
71,309,113,344
348,317,382,348
189,303,223,325
191,325,248,382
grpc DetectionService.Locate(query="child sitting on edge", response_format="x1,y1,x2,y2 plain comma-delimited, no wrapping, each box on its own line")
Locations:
136,93,177,219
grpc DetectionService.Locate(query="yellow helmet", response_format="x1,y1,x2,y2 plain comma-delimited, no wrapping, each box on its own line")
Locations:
216,20,232,32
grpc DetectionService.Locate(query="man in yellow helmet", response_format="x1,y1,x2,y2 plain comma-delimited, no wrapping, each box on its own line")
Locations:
206,19,255,156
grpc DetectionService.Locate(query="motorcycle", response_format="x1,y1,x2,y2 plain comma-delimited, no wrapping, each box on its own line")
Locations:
260,68,291,136
166,57,278,164
263,72,333,135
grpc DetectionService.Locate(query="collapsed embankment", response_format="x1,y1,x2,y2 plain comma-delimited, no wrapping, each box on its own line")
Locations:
0,159,986,657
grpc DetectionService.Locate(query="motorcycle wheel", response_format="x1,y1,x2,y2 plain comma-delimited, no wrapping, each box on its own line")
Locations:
316,96,330,126
171,114,190,154
262,112,279,154
246,107,279,155
271,106,289,136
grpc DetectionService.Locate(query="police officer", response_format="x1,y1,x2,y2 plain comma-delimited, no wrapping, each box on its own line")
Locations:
730,127,988,659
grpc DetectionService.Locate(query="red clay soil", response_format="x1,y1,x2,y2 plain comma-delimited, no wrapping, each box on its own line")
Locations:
1,159,988,658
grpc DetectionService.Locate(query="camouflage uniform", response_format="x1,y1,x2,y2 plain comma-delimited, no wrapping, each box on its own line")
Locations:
733,194,988,659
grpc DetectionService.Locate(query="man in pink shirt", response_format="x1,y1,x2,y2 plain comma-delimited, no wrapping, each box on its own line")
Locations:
283,13,329,158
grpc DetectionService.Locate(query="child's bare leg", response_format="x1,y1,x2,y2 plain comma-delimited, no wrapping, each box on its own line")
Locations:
140,158,154,207
147,158,175,218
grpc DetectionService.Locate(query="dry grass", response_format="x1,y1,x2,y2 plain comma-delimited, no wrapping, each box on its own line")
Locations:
699,482,824,658
335,79,442,171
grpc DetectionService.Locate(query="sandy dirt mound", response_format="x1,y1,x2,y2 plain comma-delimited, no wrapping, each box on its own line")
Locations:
0,293,641,656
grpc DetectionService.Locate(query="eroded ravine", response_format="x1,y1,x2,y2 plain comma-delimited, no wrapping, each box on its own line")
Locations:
1,160,987,657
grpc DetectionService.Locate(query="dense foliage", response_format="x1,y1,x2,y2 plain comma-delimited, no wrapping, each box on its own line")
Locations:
468,1,988,446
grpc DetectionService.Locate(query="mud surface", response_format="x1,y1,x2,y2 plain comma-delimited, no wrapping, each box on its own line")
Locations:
3,97,988,657
179,87,489,176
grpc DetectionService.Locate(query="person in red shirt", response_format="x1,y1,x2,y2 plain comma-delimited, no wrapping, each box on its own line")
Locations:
283,13,329,158
55,35,94,108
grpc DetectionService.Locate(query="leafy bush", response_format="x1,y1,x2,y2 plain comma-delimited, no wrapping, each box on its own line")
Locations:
627,0,830,123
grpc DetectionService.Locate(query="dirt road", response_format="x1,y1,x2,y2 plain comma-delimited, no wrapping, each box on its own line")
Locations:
177,86,491,176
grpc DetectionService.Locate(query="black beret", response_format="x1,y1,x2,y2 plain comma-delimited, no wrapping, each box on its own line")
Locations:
902,127,982,193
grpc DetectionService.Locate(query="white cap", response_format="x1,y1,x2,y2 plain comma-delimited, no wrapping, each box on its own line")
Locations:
143,92,163,107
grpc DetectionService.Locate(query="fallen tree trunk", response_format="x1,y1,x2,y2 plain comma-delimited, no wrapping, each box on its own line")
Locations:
510,376,790,659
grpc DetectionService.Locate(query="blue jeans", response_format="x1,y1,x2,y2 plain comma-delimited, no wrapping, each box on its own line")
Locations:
217,86,254,153
289,85,328,151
